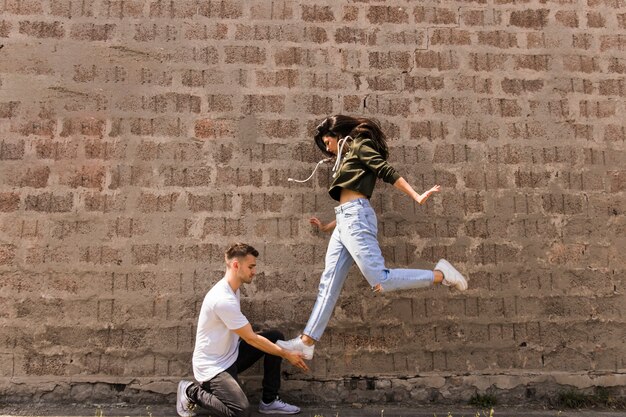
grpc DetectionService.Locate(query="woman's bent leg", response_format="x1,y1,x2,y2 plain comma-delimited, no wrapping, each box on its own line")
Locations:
303,228,354,341
340,202,434,292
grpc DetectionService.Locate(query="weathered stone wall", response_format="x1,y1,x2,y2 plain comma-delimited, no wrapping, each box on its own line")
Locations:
0,0,624,407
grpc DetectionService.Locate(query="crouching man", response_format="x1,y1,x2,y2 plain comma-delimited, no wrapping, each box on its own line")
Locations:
177,243,308,417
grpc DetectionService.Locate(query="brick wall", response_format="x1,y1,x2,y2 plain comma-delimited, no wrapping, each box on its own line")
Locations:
0,0,625,407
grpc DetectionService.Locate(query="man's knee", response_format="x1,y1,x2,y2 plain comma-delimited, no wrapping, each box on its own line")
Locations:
234,398,251,417
262,329,284,343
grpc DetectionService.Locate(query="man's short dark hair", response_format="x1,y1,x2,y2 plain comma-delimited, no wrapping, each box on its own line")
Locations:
225,243,259,260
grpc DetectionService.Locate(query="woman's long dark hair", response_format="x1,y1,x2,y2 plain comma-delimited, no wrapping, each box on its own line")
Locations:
314,115,389,160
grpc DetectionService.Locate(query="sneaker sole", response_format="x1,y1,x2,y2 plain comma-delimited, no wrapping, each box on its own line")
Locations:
176,381,194,417
258,408,301,415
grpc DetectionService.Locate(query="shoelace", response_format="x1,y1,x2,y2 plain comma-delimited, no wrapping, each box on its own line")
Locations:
287,136,352,183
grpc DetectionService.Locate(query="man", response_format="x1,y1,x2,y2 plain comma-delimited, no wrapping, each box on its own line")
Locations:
177,243,308,417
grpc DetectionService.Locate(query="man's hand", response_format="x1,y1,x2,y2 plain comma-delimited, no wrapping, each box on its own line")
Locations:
283,350,309,372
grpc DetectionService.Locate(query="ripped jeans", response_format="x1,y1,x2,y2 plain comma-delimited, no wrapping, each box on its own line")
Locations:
303,198,434,341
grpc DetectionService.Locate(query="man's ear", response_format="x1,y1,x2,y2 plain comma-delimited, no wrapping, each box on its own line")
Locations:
231,258,239,270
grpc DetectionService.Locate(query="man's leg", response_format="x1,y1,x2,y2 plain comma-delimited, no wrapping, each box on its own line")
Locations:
236,330,283,403
186,365,251,417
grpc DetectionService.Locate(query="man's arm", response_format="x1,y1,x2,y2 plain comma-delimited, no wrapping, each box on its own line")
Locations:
233,324,309,372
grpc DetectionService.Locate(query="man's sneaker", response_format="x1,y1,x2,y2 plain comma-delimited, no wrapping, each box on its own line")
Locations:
259,397,301,415
435,259,468,291
276,336,315,360
176,380,197,417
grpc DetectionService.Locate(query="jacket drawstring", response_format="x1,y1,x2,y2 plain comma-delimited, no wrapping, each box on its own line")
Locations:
287,136,352,183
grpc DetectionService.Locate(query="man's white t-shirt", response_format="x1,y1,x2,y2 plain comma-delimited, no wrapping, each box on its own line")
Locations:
192,277,249,382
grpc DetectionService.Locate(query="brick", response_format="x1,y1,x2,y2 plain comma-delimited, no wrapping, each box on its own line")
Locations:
461,9,502,26
469,53,508,71
609,171,626,192
430,28,471,46
414,6,457,25
195,119,237,139
160,166,211,187
274,47,329,67
542,194,585,215
256,69,299,89
461,121,500,142
184,23,227,40
477,31,518,48
181,69,223,87
249,1,292,20
36,140,79,160
137,192,179,213
0,101,20,118
134,23,178,42
60,118,105,137
608,57,626,74
294,94,333,115
604,124,625,142
343,6,358,22
509,9,549,29
258,119,300,138
600,35,626,52
0,245,16,266
587,11,606,28
529,99,569,119
555,10,579,28
302,5,334,22
572,33,593,50
24,193,73,212
619,13,626,29
479,98,522,117
515,170,551,188
579,100,616,118
49,0,95,17
368,51,411,71
367,6,409,24
19,21,65,38
335,27,376,45
0,140,25,160
431,97,473,117
563,55,601,73
5,166,50,188
60,165,106,189
225,46,266,65
501,78,544,95
216,168,262,187
0,20,11,37
410,121,448,140
514,55,551,71
79,246,122,265
241,95,284,114
0,193,20,212
1,0,43,14
415,50,459,71
99,0,145,18
380,29,426,47
83,192,126,212
70,23,115,41
129,117,185,137
187,193,233,213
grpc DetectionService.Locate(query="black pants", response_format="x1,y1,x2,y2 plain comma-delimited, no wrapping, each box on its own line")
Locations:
187,330,284,417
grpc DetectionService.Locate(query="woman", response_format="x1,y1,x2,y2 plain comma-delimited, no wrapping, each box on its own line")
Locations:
278,115,467,360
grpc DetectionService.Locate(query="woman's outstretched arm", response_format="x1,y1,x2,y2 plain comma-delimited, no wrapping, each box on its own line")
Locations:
393,178,441,205
310,217,336,233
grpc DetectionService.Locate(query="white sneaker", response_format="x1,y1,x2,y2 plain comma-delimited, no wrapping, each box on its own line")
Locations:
276,336,315,360
435,259,468,291
176,380,197,417
259,397,301,415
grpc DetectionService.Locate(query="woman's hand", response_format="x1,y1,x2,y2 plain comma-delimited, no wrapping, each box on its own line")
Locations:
416,185,441,204
310,217,335,233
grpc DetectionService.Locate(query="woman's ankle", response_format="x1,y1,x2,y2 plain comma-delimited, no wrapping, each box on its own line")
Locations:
301,334,316,346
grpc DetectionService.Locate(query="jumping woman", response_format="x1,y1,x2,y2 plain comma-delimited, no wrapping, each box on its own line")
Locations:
278,115,468,360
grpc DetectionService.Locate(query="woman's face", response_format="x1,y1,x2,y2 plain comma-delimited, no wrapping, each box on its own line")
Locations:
322,135,338,155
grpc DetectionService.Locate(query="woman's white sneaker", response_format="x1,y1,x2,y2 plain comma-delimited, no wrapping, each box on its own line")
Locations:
435,259,468,291
276,336,314,360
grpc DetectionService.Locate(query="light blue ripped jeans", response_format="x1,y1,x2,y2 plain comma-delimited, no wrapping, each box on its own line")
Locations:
303,198,434,341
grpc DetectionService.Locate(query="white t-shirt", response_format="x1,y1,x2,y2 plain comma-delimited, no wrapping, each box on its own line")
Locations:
192,277,249,382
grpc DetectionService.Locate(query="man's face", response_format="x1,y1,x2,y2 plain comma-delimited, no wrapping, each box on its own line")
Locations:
235,254,257,284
